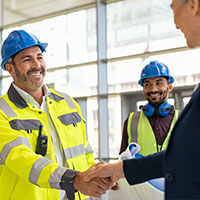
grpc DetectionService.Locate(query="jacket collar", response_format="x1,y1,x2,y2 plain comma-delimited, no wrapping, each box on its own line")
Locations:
7,83,64,109
8,84,28,109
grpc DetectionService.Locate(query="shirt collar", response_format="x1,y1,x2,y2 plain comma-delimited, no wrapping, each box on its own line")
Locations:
12,83,51,107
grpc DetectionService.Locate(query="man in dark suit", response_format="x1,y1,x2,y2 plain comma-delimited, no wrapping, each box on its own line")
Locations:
84,0,200,199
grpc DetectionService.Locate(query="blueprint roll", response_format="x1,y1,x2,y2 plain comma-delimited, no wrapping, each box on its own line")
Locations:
110,143,164,200
148,178,165,192
129,142,165,192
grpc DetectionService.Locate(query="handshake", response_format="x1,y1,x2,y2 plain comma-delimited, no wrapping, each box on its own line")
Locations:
61,143,141,199
73,161,125,198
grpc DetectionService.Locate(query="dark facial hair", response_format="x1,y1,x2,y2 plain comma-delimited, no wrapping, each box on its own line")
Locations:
147,87,169,107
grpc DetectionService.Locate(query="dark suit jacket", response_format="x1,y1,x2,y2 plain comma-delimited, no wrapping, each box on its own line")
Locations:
123,83,200,200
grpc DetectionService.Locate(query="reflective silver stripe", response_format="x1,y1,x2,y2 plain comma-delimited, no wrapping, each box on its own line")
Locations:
58,92,76,109
64,144,85,160
29,158,53,185
130,112,140,143
49,165,67,189
85,143,94,155
0,137,31,165
0,98,17,117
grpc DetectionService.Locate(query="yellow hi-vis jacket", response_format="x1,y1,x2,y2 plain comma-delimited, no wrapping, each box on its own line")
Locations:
127,110,179,156
0,84,95,200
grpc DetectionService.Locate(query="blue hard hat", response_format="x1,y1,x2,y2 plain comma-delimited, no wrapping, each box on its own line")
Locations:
138,60,174,86
1,30,48,71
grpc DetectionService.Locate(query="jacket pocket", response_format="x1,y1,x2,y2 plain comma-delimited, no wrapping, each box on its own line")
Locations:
58,112,81,126
9,119,43,130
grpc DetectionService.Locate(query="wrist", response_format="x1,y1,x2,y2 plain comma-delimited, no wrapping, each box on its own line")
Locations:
115,161,125,179
60,169,79,200
73,172,80,190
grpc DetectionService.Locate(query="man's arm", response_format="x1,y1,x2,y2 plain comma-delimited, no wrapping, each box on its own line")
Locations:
123,150,165,185
84,151,165,185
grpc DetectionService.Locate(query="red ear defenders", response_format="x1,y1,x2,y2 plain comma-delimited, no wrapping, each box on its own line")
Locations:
139,102,174,117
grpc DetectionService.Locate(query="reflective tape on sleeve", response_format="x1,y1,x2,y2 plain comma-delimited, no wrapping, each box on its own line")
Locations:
85,143,94,155
48,165,67,189
29,158,53,185
64,144,85,160
0,98,17,118
0,137,31,165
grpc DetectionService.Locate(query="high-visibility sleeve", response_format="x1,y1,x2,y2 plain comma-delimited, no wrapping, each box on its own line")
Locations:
0,116,76,190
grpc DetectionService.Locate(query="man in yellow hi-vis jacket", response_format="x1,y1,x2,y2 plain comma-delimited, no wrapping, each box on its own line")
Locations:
0,30,113,200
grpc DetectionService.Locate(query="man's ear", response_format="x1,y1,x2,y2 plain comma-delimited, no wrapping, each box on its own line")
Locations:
5,63,15,76
168,83,173,93
190,0,200,16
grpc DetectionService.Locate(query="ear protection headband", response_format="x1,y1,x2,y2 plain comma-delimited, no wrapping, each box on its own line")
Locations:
139,102,174,117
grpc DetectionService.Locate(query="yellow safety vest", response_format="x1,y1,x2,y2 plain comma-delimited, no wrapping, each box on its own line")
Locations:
0,84,94,200
127,110,179,156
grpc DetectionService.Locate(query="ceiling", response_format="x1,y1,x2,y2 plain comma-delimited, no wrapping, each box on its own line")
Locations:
3,0,95,26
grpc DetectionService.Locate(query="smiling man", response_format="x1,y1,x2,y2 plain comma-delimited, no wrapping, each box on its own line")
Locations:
119,61,179,156
0,30,114,200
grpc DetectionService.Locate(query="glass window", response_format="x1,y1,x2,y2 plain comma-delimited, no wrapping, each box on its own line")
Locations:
108,96,121,158
45,65,97,97
107,58,143,93
87,98,99,158
86,96,122,159
107,0,186,58
1,77,13,95
62,9,97,65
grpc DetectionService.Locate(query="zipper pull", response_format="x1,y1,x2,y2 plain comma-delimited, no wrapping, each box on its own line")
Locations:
157,144,162,152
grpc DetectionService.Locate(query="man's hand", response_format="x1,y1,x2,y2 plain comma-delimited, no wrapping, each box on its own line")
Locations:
73,162,116,198
84,161,125,183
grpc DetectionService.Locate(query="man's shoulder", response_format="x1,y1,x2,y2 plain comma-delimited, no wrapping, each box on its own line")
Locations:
49,88,70,97
126,111,142,124
49,89,73,100
0,93,10,102
49,89,78,109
